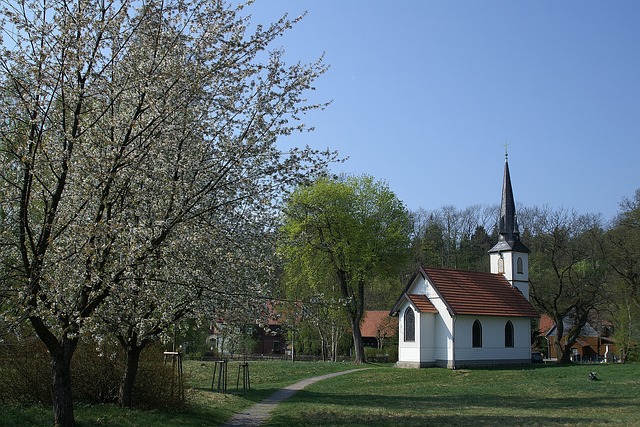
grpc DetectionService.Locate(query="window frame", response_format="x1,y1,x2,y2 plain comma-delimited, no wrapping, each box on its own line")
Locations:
404,307,416,342
472,319,483,348
504,320,514,348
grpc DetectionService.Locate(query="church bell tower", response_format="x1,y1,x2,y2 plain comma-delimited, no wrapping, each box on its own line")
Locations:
489,152,530,299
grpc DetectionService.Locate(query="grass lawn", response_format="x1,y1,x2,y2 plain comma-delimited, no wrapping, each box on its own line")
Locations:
0,359,363,426
266,363,640,426
1,361,639,426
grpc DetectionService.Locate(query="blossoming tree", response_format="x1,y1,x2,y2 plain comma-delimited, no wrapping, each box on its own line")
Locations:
0,0,333,425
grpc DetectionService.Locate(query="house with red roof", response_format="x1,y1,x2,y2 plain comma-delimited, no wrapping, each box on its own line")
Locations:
360,310,398,349
390,155,539,368
540,314,616,362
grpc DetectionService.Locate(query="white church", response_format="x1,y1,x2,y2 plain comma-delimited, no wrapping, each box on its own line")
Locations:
390,156,538,368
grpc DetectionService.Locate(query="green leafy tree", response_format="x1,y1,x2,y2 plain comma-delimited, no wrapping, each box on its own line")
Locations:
279,175,412,364
607,189,640,361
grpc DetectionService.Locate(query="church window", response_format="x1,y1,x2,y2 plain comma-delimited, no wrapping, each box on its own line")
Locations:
404,307,415,342
498,257,505,273
505,321,514,347
472,320,482,348
517,257,523,274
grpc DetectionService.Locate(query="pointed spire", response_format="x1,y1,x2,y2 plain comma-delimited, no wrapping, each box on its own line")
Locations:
499,154,518,240
490,152,529,253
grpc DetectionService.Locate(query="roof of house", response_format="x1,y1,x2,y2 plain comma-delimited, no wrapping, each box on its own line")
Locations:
541,314,600,338
538,314,556,334
390,267,538,318
423,267,538,317
360,310,398,338
407,294,438,313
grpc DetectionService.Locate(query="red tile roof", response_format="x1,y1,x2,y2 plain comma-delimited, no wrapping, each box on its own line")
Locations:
423,267,538,318
539,314,555,334
407,294,438,313
360,311,398,338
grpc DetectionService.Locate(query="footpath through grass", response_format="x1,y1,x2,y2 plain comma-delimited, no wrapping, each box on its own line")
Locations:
1,361,639,426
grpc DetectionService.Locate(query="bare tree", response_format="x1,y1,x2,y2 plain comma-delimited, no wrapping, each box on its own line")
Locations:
411,204,499,270
526,206,608,363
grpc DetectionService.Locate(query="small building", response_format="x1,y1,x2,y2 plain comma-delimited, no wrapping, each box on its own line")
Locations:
360,311,398,348
390,155,539,368
541,314,617,362
207,302,287,357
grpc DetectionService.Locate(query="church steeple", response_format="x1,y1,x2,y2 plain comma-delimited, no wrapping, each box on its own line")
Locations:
491,153,529,254
489,152,530,299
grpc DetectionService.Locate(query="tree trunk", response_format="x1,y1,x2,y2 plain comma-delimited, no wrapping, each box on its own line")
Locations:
554,339,571,365
558,343,573,364
50,340,77,427
331,325,341,362
29,316,78,427
119,344,144,407
336,271,366,364
318,328,328,362
350,317,365,364
345,281,366,364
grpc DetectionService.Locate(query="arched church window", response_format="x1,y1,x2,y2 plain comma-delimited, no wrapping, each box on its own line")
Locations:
498,257,505,273
404,307,415,342
517,257,523,274
472,319,482,348
505,320,514,347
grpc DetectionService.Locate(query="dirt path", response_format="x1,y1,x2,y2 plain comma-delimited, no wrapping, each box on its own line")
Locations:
220,368,367,427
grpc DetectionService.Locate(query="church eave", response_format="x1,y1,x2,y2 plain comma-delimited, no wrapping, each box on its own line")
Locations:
488,239,530,254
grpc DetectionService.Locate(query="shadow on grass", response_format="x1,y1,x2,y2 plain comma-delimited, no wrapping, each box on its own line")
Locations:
192,386,277,404
267,413,593,427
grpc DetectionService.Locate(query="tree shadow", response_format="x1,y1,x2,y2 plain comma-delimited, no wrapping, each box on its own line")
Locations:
264,390,628,426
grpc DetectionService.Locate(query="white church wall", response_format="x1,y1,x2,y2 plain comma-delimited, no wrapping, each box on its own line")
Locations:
490,251,530,299
434,310,452,365
454,315,532,366
396,278,442,367
419,312,435,362
407,274,427,295
424,276,454,365
513,317,533,353
397,300,420,364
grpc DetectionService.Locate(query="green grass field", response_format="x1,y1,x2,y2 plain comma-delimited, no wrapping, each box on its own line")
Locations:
1,361,639,426
267,363,640,426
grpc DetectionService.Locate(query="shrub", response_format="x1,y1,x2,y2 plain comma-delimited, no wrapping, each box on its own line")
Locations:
132,347,186,409
72,338,122,404
623,342,640,362
364,345,398,363
0,334,184,408
0,336,51,404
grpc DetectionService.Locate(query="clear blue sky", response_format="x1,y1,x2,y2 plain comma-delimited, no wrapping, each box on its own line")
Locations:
247,1,640,222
